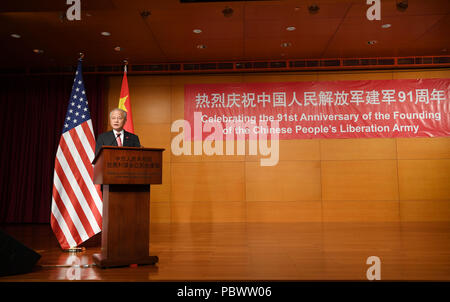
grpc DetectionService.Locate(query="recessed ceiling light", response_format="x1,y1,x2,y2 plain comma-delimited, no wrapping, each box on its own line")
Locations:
396,0,408,12
33,49,44,54
308,4,320,14
140,11,151,19
193,29,202,34
286,26,296,31
114,46,122,52
196,44,207,49
281,42,292,48
381,24,391,29
367,40,377,45
101,31,111,36
10,33,21,39
222,7,234,18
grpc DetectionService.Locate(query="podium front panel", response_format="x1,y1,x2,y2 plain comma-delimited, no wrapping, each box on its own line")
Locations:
93,147,163,185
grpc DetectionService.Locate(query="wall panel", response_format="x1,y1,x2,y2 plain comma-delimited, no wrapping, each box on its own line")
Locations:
400,200,450,222
320,138,397,161
397,137,450,160
321,160,399,201
171,201,247,223
246,201,322,222
104,68,450,223
398,160,450,200
171,162,245,202
322,200,400,222
246,161,322,202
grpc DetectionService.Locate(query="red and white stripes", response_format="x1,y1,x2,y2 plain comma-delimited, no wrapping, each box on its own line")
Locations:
51,119,102,249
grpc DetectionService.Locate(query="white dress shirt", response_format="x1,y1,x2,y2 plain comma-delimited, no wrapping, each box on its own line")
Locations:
113,129,124,146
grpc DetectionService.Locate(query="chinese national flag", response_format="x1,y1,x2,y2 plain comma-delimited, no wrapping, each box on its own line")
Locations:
118,67,134,133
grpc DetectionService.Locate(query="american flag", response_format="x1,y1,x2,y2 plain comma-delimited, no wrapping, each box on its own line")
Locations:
51,60,102,249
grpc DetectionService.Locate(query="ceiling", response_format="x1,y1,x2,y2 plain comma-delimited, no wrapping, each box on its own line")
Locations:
0,0,449,69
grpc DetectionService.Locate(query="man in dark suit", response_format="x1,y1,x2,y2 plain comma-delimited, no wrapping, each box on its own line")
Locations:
95,108,141,156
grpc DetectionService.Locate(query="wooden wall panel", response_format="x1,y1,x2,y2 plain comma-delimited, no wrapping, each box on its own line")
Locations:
171,85,185,122
321,160,399,201
171,162,245,202
131,84,171,124
246,201,322,222
320,138,397,160
317,71,393,81
103,68,450,223
134,123,172,156
171,152,246,163
397,137,450,159
244,139,281,163
170,201,246,222
150,161,171,202
245,161,322,201
245,139,321,162
322,200,400,222
170,139,247,163
398,160,450,200
278,140,321,161
393,69,450,79
400,201,450,222
150,201,171,223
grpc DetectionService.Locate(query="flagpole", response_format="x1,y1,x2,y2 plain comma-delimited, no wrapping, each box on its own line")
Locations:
119,59,135,133
62,53,88,254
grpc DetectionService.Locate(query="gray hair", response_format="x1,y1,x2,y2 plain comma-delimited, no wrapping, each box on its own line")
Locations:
109,108,127,119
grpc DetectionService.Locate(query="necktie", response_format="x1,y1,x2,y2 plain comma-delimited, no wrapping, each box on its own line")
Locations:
116,133,122,147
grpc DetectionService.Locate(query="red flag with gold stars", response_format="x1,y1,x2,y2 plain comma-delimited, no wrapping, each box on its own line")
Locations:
118,66,134,133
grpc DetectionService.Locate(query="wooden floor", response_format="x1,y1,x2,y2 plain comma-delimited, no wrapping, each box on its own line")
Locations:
0,222,449,281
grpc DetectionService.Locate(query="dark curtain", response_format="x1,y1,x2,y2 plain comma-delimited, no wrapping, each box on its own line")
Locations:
0,74,105,223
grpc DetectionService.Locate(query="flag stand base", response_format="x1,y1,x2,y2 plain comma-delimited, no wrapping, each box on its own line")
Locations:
63,247,86,253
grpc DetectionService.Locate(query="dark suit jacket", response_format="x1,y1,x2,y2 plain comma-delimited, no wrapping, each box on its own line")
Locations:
95,130,141,156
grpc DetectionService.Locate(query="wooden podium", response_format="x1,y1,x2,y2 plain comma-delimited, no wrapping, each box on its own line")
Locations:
91,146,164,268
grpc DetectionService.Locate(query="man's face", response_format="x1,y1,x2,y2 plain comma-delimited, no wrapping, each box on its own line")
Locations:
110,110,126,131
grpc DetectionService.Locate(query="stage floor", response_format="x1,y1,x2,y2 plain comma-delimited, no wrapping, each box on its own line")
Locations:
1,222,449,281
